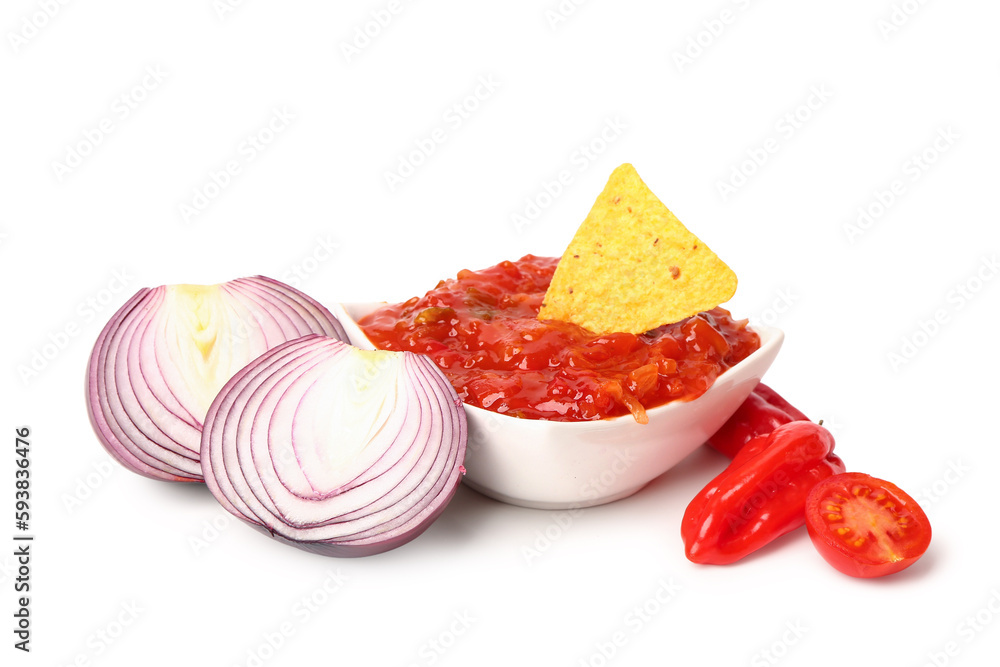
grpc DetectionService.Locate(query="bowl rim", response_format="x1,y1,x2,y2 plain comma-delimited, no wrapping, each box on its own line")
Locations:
333,301,782,428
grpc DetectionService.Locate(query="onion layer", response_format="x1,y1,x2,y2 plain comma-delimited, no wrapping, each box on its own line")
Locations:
200,335,467,557
87,276,347,482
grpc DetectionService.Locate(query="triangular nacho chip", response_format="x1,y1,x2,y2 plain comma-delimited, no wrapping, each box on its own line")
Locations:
538,164,737,334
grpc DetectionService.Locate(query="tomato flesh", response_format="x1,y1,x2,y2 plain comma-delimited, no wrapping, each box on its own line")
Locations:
805,472,931,578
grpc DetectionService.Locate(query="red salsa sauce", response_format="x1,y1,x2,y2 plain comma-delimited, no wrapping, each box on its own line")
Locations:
358,255,760,422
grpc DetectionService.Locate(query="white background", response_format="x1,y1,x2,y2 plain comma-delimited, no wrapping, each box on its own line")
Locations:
2,1,998,665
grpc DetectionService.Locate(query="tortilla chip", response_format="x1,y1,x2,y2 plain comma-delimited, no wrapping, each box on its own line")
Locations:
538,164,737,334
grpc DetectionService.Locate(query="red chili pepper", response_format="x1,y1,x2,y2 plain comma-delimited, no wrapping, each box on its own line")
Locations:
707,383,809,459
682,421,846,565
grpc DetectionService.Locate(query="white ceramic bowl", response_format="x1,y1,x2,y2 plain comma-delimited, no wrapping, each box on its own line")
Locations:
333,303,783,510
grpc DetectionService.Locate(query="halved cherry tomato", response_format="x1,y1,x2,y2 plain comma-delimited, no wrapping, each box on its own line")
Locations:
805,472,931,578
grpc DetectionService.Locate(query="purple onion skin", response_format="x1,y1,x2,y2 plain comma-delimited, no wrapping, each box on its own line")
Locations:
250,479,464,558
86,277,347,483
86,289,198,483
200,336,468,557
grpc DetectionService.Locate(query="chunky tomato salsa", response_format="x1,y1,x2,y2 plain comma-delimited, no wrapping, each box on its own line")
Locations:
358,255,760,422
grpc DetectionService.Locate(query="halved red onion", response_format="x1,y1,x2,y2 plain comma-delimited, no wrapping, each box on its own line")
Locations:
200,335,467,557
86,276,347,482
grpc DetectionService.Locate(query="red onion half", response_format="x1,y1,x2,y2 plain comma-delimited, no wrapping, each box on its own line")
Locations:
200,335,467,557
87,276,347,482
